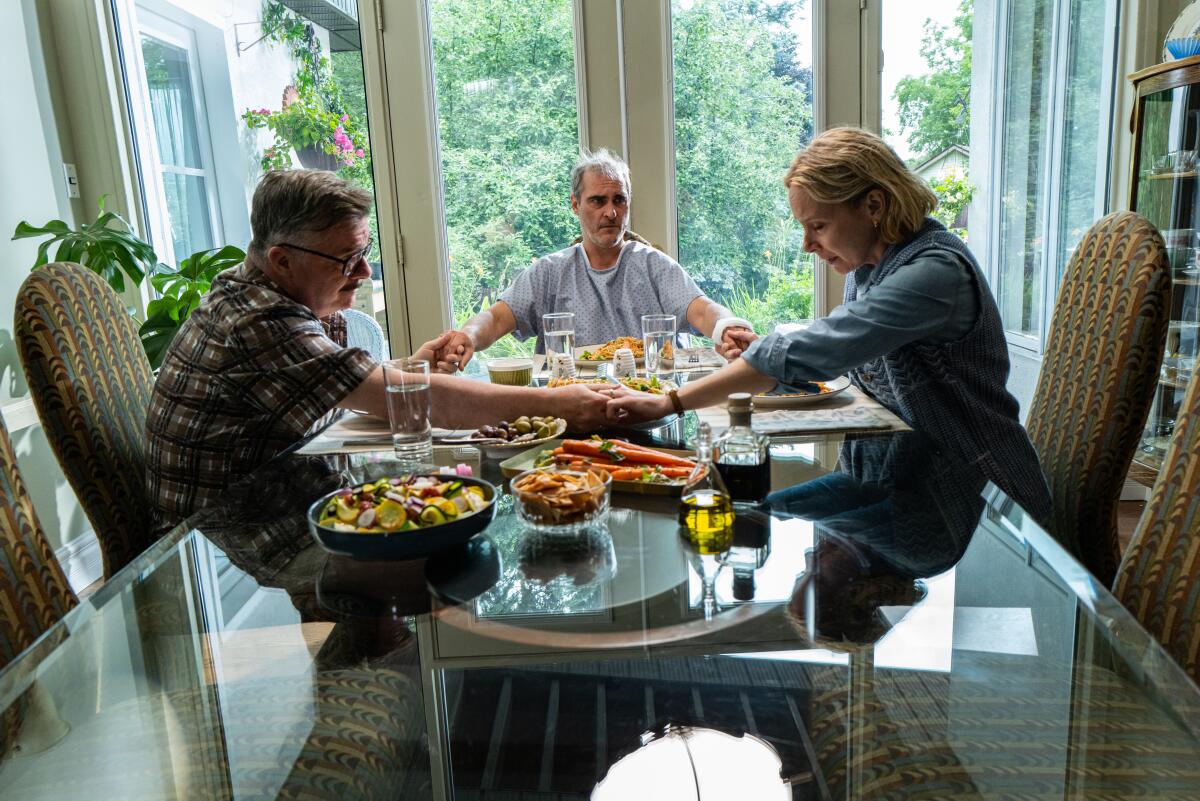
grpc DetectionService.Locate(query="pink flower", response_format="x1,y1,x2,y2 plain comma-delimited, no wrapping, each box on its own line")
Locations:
340,114,349,122
355,149,364,158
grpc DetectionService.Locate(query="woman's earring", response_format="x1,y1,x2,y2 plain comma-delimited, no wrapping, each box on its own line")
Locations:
872,218,879,230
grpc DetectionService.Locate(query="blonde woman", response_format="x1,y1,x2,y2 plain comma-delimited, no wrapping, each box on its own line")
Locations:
605,127,1051,522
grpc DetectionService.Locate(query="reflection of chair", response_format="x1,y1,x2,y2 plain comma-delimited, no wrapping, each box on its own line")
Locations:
1115,360,1200,684
343,307,387,361
1024,212,1171,585
14,263,155,578
0,413,77,669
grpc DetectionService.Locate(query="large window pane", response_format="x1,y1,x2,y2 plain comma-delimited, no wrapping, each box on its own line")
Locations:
881,0,972,238
430,0,580,358
996,0,1054,338
671,0,814,334
119,0,389,337
140,34,214,261
1055,0,1110,282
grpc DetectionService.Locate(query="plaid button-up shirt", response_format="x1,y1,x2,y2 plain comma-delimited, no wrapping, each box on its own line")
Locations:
146,261,376,532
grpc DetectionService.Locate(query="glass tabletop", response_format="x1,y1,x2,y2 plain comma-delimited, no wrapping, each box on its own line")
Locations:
2,428,1199,800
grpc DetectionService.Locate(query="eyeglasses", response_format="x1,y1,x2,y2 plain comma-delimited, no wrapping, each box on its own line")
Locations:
279,237,373,277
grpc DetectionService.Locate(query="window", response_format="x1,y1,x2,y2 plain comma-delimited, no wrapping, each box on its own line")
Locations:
114,0,391,331
138,19,219,265
428,0,581,358
671,0,816,334
988,0,1118,348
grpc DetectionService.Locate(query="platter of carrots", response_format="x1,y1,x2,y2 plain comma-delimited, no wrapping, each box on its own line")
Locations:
499,437,697,496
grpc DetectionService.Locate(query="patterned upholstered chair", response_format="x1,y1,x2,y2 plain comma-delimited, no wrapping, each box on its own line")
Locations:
14,263,155,578
0,413,77,670
1024,211,1171,586
1113,360,1200,684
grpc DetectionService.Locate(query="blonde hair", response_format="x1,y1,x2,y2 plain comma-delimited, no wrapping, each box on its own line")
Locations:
783,127,938,244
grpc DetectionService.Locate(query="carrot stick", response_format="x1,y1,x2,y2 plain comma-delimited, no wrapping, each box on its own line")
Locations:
562,439,696,468
559,459,692,479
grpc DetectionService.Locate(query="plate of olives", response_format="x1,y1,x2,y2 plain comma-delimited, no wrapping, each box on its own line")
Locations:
459,416,568,457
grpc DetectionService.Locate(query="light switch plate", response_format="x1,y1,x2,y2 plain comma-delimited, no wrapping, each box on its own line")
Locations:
63,163,80,199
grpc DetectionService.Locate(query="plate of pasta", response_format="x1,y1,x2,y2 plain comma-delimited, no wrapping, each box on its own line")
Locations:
752,375,852,408
574,337,674,367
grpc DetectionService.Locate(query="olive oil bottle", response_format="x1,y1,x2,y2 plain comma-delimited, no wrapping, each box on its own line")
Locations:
679,422,735,551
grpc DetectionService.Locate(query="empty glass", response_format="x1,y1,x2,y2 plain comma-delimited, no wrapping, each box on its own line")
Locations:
383,358,433,469
641,314,676,381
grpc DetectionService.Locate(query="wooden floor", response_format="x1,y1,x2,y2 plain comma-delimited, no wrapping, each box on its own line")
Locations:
1117,499,1146,554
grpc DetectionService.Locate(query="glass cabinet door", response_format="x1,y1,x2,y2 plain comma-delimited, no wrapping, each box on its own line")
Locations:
1132,82,1200,470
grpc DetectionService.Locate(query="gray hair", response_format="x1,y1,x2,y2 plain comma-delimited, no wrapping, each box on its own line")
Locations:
570,148,632,199
248,169,372,257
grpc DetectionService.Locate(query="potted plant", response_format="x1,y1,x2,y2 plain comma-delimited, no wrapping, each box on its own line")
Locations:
243,85,367,174
13,199,245,369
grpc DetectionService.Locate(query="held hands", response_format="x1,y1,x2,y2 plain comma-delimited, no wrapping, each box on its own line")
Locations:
548,383,611,430
437,330,475,372
602,385,673,425
411,331,469,374
716,327,757,360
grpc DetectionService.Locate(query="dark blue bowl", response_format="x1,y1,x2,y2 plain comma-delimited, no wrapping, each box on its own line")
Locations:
307,474,498,560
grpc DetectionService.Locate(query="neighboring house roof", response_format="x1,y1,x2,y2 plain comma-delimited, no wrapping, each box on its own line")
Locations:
913,145,969,178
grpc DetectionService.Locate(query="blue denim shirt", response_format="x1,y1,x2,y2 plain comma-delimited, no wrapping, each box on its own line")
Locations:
741,247,979,389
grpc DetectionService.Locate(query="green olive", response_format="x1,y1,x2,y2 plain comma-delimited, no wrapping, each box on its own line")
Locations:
514,420,531,434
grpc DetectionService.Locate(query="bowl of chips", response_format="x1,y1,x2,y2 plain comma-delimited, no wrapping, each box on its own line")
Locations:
509,466,611,533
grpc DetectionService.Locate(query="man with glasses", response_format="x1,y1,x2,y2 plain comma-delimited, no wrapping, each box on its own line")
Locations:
146,169,608,531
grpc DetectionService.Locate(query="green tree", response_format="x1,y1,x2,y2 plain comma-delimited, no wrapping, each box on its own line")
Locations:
673,0,814,317
893,0,973,164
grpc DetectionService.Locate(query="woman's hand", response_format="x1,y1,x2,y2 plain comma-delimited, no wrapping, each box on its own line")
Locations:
718,328,759,360
604,386,674,424
547,383,611,430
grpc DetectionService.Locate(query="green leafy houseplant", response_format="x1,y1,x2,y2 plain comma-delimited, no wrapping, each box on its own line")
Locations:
140,246,246,367
13,200,245,369
11,196,156,294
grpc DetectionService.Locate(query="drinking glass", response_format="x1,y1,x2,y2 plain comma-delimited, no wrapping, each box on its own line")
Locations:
641,314,676,381
383,358,433,469
542,312,576,369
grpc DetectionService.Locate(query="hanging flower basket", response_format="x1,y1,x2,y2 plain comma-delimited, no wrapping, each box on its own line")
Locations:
295,144,341,172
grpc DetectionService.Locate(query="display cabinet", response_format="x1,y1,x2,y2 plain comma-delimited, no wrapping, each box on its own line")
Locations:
1129,55,1200,478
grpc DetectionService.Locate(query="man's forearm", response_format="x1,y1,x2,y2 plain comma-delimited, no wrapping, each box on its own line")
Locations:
688,296,735,338
460,302,515,353
428,374,557,428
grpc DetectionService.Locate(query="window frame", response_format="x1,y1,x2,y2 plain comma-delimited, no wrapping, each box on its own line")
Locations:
381,0,868,346
981,0,1121,356
118,5,225,267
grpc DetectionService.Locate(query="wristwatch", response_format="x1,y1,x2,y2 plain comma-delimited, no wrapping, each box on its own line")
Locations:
668,388,685,415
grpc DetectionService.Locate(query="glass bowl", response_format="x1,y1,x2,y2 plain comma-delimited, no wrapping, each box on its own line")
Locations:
510,466,612,534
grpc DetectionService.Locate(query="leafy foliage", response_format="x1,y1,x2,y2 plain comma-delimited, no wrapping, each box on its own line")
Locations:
11,196,155,295
140,246,247,367
929,173,973,240
893,0,973,164
243,1,371,185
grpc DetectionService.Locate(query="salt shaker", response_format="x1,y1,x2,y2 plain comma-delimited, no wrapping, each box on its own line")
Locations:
612,347,637,378
550,352,577,380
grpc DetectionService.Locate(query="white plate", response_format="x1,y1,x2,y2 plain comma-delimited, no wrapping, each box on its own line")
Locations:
573,345,673,368
751,375,852,409
457,419,568,457
1166,2,1200,58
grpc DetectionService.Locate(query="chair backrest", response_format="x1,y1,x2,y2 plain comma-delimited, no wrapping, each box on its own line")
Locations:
0,414,77,670
343,307,387,362
1024,211,1171,586
14,263,155,579
1114,361,1200,683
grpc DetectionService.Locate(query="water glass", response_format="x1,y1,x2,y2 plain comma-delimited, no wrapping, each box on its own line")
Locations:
542,312,576,368
641,314,676,381
383,358,433,469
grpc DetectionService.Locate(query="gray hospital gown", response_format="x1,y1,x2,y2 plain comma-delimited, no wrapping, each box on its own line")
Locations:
498,241,705,352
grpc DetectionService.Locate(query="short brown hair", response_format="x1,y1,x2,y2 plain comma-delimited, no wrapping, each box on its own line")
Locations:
248,170,372,257
783,127,937,244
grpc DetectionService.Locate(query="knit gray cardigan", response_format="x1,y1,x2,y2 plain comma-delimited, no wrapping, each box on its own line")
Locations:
843,218,1052,523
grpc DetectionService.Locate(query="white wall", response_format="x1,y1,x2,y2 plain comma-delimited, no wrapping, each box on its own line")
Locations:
1,0,97,587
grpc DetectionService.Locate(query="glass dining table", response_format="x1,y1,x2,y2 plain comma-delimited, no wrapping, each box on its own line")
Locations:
2,420,1199,800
